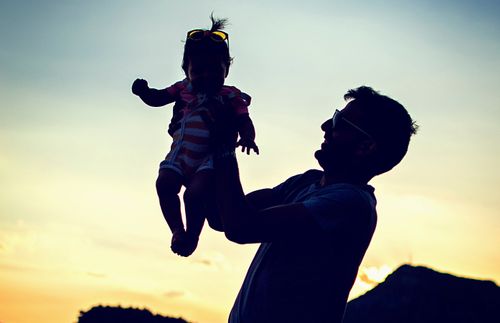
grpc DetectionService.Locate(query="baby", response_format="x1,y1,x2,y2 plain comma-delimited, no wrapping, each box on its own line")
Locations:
132,15,258,257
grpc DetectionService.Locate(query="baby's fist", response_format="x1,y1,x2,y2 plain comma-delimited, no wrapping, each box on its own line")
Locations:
132,78,148,95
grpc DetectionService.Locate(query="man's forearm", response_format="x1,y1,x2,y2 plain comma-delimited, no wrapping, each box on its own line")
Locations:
214,152,254,243
214,151,317,244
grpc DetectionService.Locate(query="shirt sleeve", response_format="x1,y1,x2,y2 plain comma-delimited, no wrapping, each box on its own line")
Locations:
165,79,188,99
271,173,304,202
222,86,251,115
271,170,324,204
302,186,375,233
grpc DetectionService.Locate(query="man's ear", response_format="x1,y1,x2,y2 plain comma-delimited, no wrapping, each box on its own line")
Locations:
355,139,377,157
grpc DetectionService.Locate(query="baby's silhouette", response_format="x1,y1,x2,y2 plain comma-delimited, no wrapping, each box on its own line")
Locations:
132,15,258,257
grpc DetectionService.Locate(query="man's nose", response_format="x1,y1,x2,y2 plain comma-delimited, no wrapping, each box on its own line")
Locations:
321,119,332,132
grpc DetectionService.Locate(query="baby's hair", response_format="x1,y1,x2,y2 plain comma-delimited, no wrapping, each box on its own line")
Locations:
209,12,228,32
182,13,232,77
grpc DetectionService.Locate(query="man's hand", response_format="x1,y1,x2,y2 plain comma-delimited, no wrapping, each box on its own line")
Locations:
237,138,259,155
209,103,239,154
132,78,148,96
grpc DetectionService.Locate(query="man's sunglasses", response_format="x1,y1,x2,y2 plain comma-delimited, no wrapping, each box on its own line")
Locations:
332,109,373,139
187,29,229,42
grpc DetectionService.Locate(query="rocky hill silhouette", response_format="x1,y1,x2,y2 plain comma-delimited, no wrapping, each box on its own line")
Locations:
77,265,499,323
343,264,500,323
77,305,189,323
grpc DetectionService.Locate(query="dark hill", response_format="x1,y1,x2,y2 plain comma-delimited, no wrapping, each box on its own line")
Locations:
343,264,500,323
77,305,190,323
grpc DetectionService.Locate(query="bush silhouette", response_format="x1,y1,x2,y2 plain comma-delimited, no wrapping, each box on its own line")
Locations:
78,305,189,323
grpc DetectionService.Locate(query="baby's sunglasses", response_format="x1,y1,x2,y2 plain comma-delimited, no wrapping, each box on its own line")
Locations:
187,29,229,42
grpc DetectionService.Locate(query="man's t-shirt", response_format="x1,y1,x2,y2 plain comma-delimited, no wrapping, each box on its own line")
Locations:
229,169,377,323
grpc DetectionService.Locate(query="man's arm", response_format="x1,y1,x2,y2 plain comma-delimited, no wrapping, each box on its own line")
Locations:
245,188,279,211
215,153,320,244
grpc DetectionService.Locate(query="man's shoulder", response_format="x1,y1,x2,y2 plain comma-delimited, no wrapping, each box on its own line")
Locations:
286,169,324,183
315,182,376,211
272,169,323,202
277,169,323,189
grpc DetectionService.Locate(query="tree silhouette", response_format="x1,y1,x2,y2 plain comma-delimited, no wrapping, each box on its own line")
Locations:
78,305,189,323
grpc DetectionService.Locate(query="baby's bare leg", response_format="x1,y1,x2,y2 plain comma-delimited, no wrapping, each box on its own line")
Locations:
181,169,215,256
156,168,184,237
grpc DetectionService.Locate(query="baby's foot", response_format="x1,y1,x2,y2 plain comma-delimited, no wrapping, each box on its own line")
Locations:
180,234,199,257
171,230,187,256
171,230,199,257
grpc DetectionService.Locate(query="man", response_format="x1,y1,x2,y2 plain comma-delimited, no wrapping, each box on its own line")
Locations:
214,86,418,323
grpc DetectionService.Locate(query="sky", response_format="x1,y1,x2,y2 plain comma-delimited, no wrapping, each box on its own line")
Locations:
1,0,500,322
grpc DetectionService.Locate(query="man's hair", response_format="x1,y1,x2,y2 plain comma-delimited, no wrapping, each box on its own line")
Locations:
181,14,232,76
344,86,418,175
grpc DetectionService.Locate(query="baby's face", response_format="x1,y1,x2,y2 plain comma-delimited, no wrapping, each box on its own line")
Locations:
187,58,227,94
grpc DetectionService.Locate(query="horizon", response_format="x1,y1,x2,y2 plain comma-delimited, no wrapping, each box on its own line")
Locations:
77,263,500,322
1,1,500,323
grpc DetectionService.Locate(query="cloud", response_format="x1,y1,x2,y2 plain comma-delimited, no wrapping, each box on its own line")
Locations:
163,290,185,299
357,265,392,285
192,258,213,267
358,271,378,285
0,262,41,273
189,251,232,271
86,271,107,278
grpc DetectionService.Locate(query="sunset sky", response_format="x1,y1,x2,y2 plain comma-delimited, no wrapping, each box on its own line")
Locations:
1,1,499,322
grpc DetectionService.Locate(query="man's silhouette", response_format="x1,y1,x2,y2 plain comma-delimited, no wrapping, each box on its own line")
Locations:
214,86,418,323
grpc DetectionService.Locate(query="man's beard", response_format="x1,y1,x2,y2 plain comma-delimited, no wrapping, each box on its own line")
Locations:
314,145,352,171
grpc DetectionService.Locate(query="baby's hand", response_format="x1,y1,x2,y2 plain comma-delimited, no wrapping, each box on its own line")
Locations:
236,138,259,155
132,78,148,96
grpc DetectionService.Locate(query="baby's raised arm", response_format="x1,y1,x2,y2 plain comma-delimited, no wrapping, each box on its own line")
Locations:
132,78,175,107
236,114,259,155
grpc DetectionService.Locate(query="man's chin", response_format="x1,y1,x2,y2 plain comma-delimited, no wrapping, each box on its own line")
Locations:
314,149,322,160
314,149,326,167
